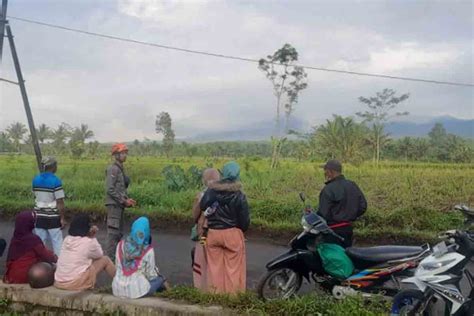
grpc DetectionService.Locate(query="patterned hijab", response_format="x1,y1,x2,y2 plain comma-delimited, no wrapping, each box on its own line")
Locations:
7,211,43,261
119,217,152,276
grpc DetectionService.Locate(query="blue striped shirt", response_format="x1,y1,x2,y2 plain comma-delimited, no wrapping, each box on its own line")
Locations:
32,172,65,229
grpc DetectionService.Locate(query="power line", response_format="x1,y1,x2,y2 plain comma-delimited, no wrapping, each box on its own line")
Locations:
7,15,474,88
0,77,18,85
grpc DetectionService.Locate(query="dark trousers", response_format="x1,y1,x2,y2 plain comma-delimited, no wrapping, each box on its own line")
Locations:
106,204,124,260
324,225,353,248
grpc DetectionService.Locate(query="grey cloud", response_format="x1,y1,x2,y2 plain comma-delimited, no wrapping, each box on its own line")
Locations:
1,0,472,142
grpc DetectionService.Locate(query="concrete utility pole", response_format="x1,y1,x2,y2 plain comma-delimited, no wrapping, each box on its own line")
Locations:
0,0,7,66
0,0,43,171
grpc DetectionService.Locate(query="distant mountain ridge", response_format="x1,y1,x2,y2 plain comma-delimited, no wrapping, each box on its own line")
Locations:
386,116,473,139
185,116,473,142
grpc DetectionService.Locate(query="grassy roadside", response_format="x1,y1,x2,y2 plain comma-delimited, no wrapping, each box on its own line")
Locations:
157,286,390,316
91,285,391,315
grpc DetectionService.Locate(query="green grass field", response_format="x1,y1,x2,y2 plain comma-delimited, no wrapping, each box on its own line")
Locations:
0,155,472,243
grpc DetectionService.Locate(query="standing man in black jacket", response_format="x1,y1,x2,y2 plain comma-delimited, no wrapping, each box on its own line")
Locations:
317,160,367,248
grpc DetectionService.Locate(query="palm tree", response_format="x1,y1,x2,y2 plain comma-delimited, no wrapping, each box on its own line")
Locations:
37,123,52,144
78,124,94,142
51,123,71,154
6,122,27,152
315,115,368,163
0,131,13,152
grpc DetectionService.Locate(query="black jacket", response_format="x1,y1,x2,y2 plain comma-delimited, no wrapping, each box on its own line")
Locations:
317,175,367,225
200,180,250,232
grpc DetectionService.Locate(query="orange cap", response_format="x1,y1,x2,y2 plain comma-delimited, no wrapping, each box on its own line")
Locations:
111,143,128,155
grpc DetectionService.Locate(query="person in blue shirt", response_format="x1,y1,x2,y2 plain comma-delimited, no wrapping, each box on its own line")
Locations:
32,156,66,255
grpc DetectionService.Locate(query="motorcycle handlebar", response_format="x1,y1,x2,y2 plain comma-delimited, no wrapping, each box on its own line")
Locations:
325,229,345,242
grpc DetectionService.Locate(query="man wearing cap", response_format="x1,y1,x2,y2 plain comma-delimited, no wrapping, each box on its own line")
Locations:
105,143,136,259
32,156,66,255
317,160,367,248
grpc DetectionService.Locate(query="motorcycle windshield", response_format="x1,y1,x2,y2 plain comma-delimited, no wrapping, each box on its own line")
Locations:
302,213,329,233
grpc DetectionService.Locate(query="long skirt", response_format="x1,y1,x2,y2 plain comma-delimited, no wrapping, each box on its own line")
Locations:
193,243,208,291
206,227,246,294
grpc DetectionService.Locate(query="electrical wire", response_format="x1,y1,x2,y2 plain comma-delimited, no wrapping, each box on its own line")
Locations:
7,15,474,87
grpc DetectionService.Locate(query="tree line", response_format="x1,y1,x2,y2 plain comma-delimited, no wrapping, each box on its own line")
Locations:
0,119,471,163
0,122,98,158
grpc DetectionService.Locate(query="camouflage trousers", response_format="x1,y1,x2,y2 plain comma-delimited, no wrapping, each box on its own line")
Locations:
106,204,124,261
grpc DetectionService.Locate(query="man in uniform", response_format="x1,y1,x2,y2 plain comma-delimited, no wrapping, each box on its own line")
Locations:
317,160,367,248
105,143,136,259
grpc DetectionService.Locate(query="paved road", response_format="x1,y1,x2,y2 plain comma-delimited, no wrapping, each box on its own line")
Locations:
0,219,471,309
0,220,287,289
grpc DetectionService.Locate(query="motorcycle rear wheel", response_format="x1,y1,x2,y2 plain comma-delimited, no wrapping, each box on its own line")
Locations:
257,268,303,301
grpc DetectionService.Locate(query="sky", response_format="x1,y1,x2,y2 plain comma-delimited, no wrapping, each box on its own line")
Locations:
0,0,472,142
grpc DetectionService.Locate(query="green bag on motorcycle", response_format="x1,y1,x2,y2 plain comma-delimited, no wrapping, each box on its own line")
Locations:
317,243,354,279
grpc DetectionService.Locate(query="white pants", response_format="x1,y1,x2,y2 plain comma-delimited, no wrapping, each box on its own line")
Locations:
34,227,63,256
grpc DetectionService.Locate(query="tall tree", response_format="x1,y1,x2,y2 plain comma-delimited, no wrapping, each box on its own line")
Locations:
155,112,175,157
37,123,52,144
357,88,409,164
428,122,447,145
6,122,27,152
258,43,308,168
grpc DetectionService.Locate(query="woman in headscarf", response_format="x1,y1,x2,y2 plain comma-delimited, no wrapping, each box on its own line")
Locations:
200,161,250,294
112,217,169,298
4,211,57,283
191,168,220,291
54,214,116,290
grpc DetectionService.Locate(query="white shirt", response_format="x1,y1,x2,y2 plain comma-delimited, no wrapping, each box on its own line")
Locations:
112,242,158,299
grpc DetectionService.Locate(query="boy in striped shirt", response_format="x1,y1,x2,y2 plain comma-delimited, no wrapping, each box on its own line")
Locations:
32,156,66,255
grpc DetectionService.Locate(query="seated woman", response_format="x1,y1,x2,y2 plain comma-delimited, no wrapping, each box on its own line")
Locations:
112,217,169,299
54,214,116,290
4,211,57,284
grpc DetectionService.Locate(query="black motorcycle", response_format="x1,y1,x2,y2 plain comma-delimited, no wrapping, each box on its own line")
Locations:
257,193,430,300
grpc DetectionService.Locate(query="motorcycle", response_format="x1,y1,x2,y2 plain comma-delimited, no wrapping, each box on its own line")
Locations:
257,193,431,301
390,205,474,316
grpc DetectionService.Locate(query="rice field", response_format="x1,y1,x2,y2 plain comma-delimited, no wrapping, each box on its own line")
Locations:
0,154,472,242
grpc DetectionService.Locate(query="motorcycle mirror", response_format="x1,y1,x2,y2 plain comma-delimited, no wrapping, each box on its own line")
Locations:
299,192,306,203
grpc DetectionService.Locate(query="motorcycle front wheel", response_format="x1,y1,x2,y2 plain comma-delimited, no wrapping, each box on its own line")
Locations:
257,268,303,301
391,289,429,316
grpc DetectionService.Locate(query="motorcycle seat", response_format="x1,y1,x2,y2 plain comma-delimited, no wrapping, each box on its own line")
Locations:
346,245,425,263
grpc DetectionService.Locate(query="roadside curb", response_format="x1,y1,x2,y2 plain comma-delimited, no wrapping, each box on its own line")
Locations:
0,282,228,315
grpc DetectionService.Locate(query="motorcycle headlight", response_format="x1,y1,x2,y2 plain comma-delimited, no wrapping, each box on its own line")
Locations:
421,259,456,271
301,217,311,231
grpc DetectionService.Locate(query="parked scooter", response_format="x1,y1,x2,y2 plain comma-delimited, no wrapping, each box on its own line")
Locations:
257,193,430,300
390,205,474,316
